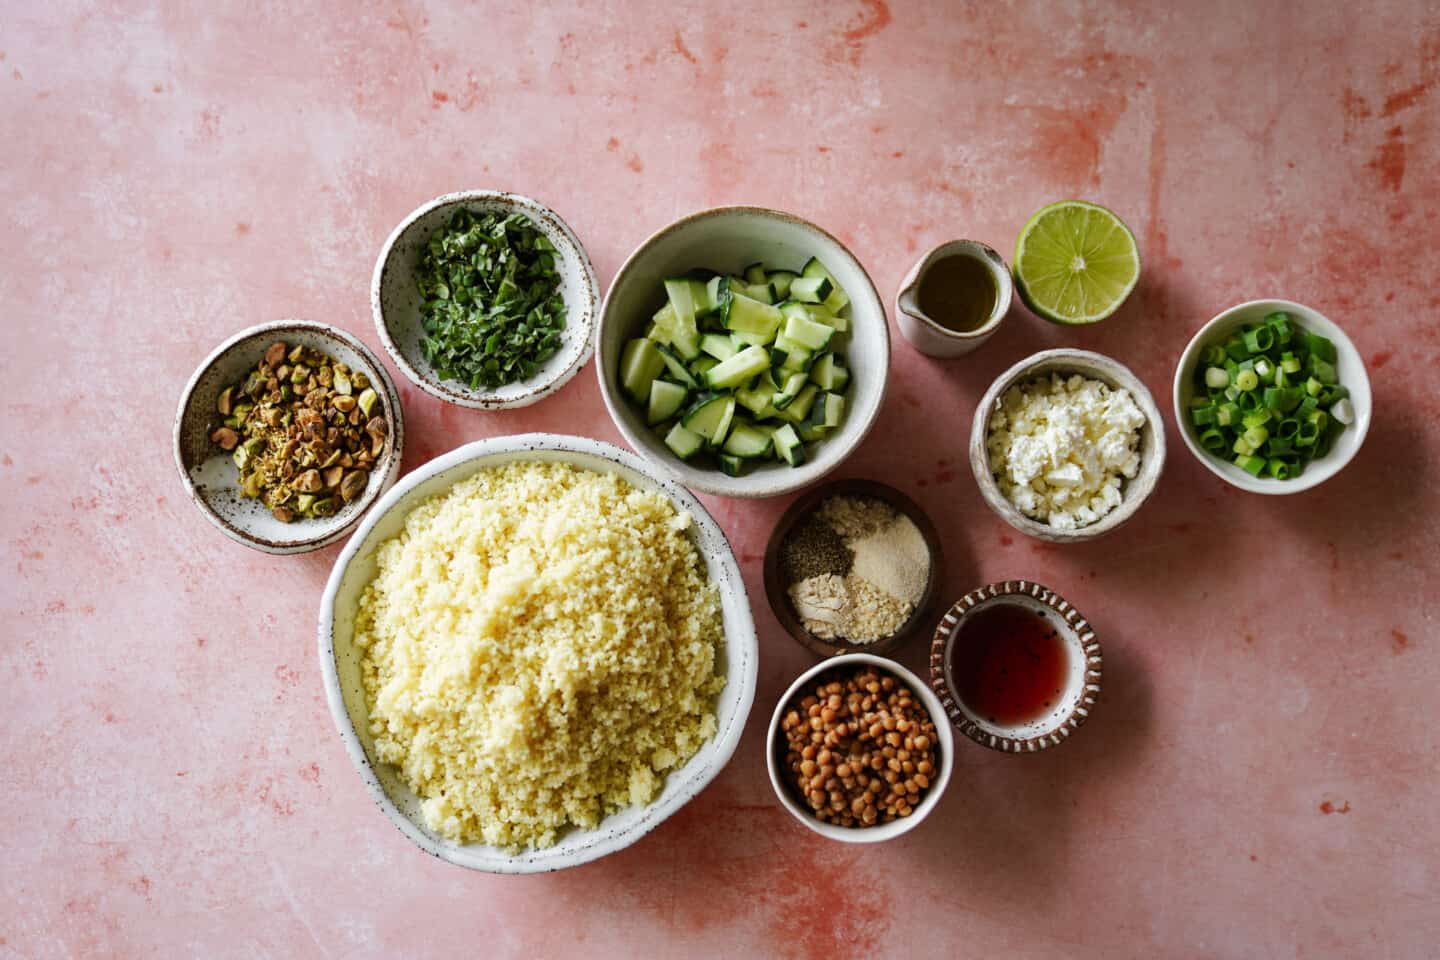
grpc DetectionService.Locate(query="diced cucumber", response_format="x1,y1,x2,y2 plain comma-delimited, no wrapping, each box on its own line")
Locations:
647,380,689,425
773,371,810,410
722,422,774,459
775,383,818,423
704,345,771,390
775,336,814,373
664,277,706,323
801,256,850,313
700,333,738,361
620,338,666,403
664,423,705,460
736,369,779,415
709,396,736,448
690,355,718,376
718,453,746,477
789,274,833,304
772,424,805,467
821,392,845,428
743,262,768,285
783,314,836,352
681,393,736,445
768,270,798,299
656,343,699,388
647,302,676,345
743,282,777,305
704,275,730,316
796,419,828,443
723,292,784,339
730,327,771,348
808,353,839,390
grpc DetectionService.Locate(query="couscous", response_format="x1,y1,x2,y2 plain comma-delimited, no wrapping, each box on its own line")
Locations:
354,460,725,850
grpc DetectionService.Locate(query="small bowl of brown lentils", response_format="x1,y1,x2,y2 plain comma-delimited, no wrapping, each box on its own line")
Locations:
766,653,954,842
173,319,405,554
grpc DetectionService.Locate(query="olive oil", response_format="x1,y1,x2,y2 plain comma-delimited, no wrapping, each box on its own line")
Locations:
917,254,997,333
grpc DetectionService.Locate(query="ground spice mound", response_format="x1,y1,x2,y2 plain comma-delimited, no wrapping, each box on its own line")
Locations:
354,461,726,851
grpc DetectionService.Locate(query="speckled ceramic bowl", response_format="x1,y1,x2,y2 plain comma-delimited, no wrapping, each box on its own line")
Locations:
173,319,404,555
762,478,943,658
1172,298,1371,493
766,653,954,842
929,580,1102,753
318,434,758,873
372,190,598,410
596,205,889,499
970,348,1166,543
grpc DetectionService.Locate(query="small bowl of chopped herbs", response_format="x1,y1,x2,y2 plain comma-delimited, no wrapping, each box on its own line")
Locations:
173,319,405,554
1173,299,1371,493
372,191,599,409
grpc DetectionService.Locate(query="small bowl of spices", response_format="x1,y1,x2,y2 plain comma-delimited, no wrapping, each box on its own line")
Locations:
173,319,405,554
929,580,1103,753
767,653,954,842
372,190,599,410
764,480,942,657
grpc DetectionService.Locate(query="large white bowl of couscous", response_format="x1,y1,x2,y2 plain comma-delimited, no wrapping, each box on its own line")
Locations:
318,434,758,873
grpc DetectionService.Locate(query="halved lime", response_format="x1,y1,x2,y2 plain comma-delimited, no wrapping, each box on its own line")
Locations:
1013,201,1141,324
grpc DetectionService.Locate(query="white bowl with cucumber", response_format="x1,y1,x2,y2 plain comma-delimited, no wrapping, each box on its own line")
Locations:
597,206,889,498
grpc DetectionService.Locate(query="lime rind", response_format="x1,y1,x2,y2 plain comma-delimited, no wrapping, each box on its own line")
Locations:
1013,200,1141,325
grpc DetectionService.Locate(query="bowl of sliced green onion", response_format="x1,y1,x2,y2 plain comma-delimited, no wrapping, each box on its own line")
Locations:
1173,299,1371,493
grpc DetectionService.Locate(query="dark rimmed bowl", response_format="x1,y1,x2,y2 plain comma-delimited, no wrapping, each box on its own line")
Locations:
929,580,1102,753
763,479,943,658
372,190,599,410
173,319,405,555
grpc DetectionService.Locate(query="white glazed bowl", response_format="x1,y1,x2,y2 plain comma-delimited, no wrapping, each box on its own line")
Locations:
318,434,758,873
597,206,889,499
765,653,954,843
173,319,405,555
372,191,599,410
969,348,1166,543
1173,299,1372,493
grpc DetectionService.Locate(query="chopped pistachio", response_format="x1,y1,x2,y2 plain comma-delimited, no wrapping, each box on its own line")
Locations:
296,493,317,513
334,370,352,396
217,387,234,416
357,388,378,417
309,497,337,517
287,344,306,364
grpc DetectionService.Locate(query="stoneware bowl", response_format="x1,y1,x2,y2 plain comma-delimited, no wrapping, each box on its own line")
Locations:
173,319,404,555
929,580,1102,753
372,190,599,410
766,653,954,842
970,348,1166,543
318,433,758,873
596,205,889,499
763,479,943,658
894,239,1013,358
1172,298,1372,493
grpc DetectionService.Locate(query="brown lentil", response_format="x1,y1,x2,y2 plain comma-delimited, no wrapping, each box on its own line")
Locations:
778,665,941,829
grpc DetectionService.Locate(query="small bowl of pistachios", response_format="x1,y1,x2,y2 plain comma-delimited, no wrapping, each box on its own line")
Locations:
173,319,405,554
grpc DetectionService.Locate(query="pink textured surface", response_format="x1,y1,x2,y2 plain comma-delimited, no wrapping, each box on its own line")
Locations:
4,2,1438,956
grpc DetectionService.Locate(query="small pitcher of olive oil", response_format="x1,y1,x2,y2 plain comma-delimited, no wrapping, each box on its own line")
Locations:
895,240,1013,358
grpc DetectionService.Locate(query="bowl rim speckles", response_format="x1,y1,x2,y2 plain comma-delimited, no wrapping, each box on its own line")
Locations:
595,204,890,499
762,478,943,658
172,318,405,555
317,433,758,873
765,652,954,842
371,190,599,410
929,580,1102,754
969,348,1166,543
1171,298,1372,494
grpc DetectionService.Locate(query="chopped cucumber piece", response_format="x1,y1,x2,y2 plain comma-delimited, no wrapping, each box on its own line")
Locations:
722,422,774,459
647,380,689,425
768,270,798,299
808,353,840,390
743,282,777,304
772,424,805,466
620,338,665,403
796,419,828,443
664,277,705,324
801,256,850,313
681,393,736,445
723,292,784,339
775,383,819,423
700,333,738,361
730,327,771,348
718,453,746,477
655,343,698,388
789,274,833,304
743,262,768,285
704,345,771,390
690,355,719,376
736,370,779,415
783,314,836,351
773,371,810,410
821,392,845,428
664,423,705,460
703,275,730,316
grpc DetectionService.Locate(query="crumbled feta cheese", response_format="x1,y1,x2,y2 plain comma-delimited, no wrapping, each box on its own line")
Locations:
986,373,1146,530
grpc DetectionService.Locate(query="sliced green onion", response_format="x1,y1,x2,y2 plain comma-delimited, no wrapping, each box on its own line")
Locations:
1305,331,1337,363
1225,337,1248,362
1275,367,1291,388
1204,366,1230,389
1243,425,1270,447
1307,409,1329,431
1264,312,1293,343
1234,454,1266,476
1319,384,1349,406
1331,397,1355,425
1238,389,1262,412
1311,357,1338,385
1266,458,1291,479
1268,437,1295,455
1200,428,1227,452
1243,327,1275,353
1191,405,1217,426
1295,395,1319,418
1233,435,1255,456
1235,369,1259,391
1296,420,1320,446
1305,376,1324,397
1242,409,1272,429
1280,352,1302,374
1276,418,1301,441
1216,402,1240,426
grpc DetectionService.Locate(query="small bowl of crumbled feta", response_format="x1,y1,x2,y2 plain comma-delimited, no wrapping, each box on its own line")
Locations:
969,349,1166,542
